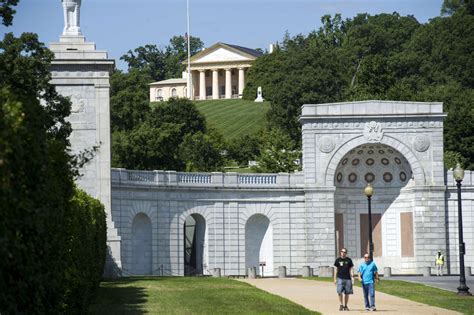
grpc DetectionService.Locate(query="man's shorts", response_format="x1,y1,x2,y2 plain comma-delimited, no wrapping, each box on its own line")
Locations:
336,278,353,294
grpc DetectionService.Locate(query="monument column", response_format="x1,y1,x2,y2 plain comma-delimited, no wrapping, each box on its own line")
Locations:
225,68,232,99
212,69,219,99
199,70,206,100
51,0,121,277
238,68,245,97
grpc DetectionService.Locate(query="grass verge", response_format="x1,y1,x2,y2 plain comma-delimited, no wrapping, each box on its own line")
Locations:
90,277,318,314
309,277,474,314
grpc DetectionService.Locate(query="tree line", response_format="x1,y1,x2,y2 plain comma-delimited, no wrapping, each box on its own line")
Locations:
244,1,474,169
1,4,107,313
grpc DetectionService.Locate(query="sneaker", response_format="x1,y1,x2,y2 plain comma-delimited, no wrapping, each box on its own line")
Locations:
365,308,370,311
339,305,344,311
343,306,350,311
370,307,377,311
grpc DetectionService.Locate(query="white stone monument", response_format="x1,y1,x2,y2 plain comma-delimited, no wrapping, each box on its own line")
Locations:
255,86,264,102
50,0,122,277
62,0,82,36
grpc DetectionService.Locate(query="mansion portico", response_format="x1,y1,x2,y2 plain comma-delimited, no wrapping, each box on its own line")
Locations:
149,42,262,102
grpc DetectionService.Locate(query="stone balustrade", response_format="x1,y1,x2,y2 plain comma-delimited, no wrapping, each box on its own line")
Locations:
446,170,474,186
112,168,304,189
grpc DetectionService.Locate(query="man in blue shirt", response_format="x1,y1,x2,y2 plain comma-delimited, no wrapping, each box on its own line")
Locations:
357,253,379,311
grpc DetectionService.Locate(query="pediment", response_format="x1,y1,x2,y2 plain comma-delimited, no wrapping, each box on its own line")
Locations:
189,43,258,64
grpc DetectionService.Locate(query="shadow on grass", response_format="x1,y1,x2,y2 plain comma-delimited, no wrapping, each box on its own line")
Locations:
89,281,148,314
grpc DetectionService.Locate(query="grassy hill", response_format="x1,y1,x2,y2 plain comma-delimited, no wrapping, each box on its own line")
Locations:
194,99,270,141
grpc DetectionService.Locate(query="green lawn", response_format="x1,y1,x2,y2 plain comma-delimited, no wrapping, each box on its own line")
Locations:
90,277,318,314
309,277,474,315
194,99,270,141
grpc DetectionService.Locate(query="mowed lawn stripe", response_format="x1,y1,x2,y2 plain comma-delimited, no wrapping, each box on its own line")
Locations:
194,99,270,140
90,277,318,314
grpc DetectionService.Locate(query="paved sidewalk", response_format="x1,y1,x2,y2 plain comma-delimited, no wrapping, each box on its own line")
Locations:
240,278,460,315
384,275,474,292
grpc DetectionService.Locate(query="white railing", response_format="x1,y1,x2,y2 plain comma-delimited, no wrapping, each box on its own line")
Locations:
112,169,304,188
238,174,277,185
178,173,212,184
127,170,155,182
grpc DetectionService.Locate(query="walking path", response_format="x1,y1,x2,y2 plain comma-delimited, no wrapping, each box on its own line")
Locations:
240,278,460,315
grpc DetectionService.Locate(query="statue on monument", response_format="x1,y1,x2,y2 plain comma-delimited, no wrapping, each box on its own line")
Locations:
255,86,264,102
62,0,82,36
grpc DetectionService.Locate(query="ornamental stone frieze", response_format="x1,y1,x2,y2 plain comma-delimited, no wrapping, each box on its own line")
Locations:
190,62,252,71
303,120,443,130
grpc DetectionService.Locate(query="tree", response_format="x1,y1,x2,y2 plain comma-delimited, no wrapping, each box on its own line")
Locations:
253,128,301,173
164,35,204,78
0,0,19,26
179,130,225,172
120,44,166,81
112,98,209,171
110,69,152,132
120,35,204,81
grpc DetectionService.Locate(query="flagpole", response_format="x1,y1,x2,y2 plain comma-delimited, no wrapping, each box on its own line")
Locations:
187,0,192,99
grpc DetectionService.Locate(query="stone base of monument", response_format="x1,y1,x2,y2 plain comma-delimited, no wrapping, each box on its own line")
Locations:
248,267,257,279
301,266,312,277
318,266,334,277
212,268,222,277
279,266,287,278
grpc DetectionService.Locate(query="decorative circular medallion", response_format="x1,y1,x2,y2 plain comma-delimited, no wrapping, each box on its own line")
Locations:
381,158,389,165
399,172,407,182
341,158,348,165
348,173,357,183
365,173,375,183
357,150,364,154
319,136,336,153
388,149,394,153
394,157,401,165
337,172,343,183
352,158,360,166
383,172,393,182
366,158,375,166
378,150,385,154
413,135,430,152
368,150,374,154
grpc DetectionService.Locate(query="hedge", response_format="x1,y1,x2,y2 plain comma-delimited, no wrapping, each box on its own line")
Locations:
0,88,107,313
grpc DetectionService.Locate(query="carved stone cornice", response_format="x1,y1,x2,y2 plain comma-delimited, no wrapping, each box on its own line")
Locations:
302,120,443,130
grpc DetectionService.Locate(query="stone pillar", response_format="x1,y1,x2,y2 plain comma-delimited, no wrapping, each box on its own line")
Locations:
212,69,219,99
212,268,222,277
302,266,312,277
225,68,232,99
248,267,257,279
199,70,206,100
49,35,122,277
384,267,392,278
238,68,245,97
279,266,287,278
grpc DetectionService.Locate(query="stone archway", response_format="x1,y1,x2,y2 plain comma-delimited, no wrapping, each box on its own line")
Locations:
184,213,206,275
131,213,152,275
245,214,273,276
333,144,415,261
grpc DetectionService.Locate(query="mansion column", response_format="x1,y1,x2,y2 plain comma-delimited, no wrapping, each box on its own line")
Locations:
225,68,232,99
212,69,219,99
199,70,206,100
238,68,245,97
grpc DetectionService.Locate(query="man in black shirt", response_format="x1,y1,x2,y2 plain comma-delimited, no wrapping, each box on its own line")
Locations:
333,247,354,311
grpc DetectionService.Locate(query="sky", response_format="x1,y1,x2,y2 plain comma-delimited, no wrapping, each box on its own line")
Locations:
1,0,444,70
